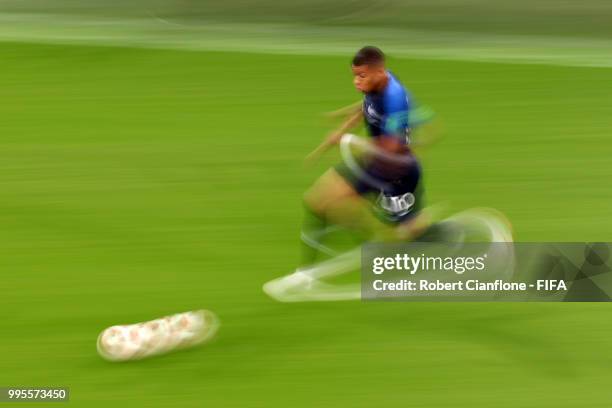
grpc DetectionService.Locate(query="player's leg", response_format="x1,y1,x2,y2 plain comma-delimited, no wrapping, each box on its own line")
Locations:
264,169,365,302
303,168,357,216
300,167,395,266
263,246,362,302
300,167,358,267
266,204,420,303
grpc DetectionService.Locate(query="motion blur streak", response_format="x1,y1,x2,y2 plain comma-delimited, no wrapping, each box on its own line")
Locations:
1,1,612,407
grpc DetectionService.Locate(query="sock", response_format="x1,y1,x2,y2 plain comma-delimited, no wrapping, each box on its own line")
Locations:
299,205,327,268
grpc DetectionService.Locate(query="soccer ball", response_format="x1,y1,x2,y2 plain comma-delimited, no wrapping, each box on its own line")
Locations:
97,309,219,362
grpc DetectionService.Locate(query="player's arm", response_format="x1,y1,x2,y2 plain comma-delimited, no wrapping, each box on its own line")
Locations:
407,104,441,153
305,109,363,164
323,100,362,119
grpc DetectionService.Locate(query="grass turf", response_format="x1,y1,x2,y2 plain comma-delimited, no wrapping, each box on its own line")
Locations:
1,41,612,407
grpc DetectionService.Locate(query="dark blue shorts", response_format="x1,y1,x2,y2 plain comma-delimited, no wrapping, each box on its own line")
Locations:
333,160,424,223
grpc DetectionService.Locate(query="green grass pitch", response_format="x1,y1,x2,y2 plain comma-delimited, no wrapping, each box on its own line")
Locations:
1,41,612,406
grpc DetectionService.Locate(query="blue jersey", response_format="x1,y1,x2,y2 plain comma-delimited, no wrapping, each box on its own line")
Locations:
362,72,411,144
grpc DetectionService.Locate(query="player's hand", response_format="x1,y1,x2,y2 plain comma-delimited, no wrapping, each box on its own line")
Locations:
325,130,344,146
322,110,345,120
304,144,328,166
304,132,343,165
322,101,361,120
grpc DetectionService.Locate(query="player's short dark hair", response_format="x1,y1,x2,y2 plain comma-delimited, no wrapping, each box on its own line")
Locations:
352,46,385,66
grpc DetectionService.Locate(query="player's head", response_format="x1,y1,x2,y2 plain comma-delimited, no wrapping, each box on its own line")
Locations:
351,46,387,93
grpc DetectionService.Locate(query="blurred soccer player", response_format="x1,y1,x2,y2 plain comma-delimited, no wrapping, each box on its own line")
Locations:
262,47,436,301
300,46,428,266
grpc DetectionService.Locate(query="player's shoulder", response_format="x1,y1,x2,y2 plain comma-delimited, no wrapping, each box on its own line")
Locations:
387,71,408,92
383,72,409,109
